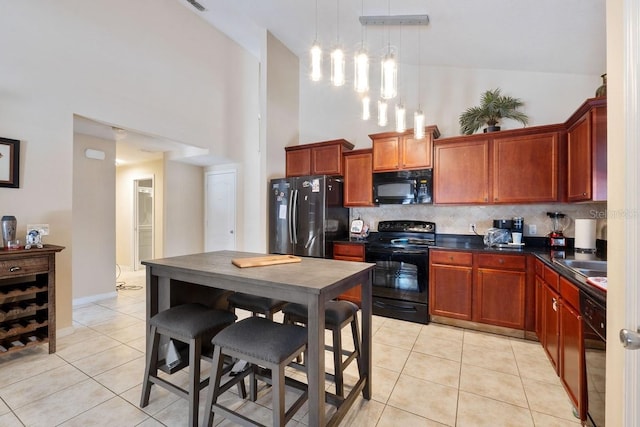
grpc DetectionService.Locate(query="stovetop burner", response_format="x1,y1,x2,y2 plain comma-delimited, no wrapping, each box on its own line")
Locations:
368,220,436,249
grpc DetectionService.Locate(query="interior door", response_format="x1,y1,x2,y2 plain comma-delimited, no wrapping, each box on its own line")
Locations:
205,170,236,252
134,178,154,270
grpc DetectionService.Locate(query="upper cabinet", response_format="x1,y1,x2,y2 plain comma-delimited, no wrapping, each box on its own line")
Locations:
565,97,607,202
343,149,374,207
434,125,564,205
371,126,440,172
285,139,354,177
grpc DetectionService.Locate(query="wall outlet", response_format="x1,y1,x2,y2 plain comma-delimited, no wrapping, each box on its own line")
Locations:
528,224,537,235
27,224,49,235
469,223,476,233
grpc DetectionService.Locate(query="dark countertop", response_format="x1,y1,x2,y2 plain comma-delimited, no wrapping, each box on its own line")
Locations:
335,233,607,305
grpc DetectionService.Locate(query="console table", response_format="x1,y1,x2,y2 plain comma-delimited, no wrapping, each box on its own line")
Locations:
143,250,374,427
0,245,64,355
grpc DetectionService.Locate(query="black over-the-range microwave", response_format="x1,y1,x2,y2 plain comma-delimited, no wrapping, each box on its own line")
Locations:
373,169,433,204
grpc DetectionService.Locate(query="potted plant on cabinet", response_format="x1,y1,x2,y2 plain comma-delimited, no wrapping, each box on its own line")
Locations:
459,88,529,135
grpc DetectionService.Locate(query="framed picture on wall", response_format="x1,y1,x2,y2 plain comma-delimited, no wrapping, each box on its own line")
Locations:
0,138,20,188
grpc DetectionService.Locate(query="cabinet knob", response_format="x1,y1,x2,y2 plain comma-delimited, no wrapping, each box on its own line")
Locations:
552,298,558,312
9,266,21,272
583,192,587,196
449,256,454,260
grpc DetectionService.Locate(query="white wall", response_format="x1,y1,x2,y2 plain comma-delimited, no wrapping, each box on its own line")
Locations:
300,64,602,148
72,134,116,301
0,0,260,328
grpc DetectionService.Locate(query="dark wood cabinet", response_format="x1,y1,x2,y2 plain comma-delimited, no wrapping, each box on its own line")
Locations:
343,149,374,207
566,97,607,202
0,245,64,356
285,139,354,177
371,126,440,172
434,125,564,205
492,132,560,203
475,254,526,329
541,279,561,372
433,139,490,204
333,242,365,306
559,276,585,419
429,250,474,320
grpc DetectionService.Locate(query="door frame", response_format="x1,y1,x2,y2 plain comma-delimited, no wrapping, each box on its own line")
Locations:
133,176,154,270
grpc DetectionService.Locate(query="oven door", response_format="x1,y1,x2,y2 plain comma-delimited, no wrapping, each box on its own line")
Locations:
365,247,429,323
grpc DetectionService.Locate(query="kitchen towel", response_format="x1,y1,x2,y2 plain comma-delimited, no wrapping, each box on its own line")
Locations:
575,218,597,251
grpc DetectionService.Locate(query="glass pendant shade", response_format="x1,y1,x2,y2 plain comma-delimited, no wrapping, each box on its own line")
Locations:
310,42,322,81
378,99,388,126
330,47,346,86
354,49,369,93
395,103,406,133
362,96,370,120
414,110,425,139
380,52,397,99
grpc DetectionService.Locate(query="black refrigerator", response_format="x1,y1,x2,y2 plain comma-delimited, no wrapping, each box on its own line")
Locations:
269,175,349,258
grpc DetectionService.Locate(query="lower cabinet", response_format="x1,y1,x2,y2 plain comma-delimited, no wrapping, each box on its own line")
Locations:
429,250,526,329
535,259,585,421
333,242,364,306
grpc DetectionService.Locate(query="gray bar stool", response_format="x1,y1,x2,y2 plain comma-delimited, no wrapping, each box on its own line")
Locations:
203,316,308,427
227,292,287,320
139,303,239,427
283,300,362,397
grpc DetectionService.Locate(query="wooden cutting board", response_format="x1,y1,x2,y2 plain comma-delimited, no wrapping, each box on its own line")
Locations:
232,255,302,268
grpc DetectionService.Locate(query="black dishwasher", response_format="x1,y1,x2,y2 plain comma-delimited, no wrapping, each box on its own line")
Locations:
581,291,606,427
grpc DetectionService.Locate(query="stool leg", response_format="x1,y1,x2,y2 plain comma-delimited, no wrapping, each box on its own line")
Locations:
351,316,363,378
140,325,160,407
203,346,225,427
187,336,201,427
332,326,344,397
272,363,285,427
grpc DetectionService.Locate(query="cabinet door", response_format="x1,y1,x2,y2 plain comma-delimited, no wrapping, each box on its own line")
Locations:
429,264,473,320
372,136,400,171
492,133,559,203
542,283,560,373
475,268,526,329
286,148,311,177
312,144,342,175
402,135,432,169
343,150,374,206
434,139,490,204
333,243,364,306
560,300,584,418
567,113,592,201
535,275,545,342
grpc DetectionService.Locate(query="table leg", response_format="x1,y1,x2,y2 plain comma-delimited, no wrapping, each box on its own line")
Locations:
306,295,326,427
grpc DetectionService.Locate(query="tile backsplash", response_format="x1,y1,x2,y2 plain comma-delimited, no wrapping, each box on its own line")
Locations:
351,202,608,240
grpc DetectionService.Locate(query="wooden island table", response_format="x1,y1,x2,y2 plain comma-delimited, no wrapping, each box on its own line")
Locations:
142,250,374,427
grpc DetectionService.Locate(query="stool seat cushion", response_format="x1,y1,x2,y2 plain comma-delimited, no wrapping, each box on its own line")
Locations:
282,300,358,327
150,303,237,339
227,293,286,313
213,317,307,364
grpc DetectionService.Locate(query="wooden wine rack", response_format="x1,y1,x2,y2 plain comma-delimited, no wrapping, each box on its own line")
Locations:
0,245,64,355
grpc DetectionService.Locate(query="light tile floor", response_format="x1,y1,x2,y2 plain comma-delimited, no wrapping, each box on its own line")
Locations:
0,269,582,426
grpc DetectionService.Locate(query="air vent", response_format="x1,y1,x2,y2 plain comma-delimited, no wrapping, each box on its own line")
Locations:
186,0,206,12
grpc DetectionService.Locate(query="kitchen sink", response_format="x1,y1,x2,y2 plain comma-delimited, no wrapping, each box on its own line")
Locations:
554,259,607,277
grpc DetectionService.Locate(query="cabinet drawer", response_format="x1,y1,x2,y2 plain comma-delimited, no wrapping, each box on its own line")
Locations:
333,243,365,260
477,253,526,270
544,265,560,291
560,277,580,310
430,250,473,266
0,257,49,278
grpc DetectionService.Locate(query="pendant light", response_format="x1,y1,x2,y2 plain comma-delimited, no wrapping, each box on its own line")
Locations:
414,24,425,139
380,0,397,100
362,95,371,120
378,99,388,126
310,0,322,82
354,0,369,93
330,0,345,86
395,25,405,132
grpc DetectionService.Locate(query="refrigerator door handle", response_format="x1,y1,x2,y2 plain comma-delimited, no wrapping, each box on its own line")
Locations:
288,189,294,244
291,189,298,244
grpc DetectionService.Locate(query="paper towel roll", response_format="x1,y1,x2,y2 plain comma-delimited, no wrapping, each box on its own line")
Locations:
575,219,596,251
